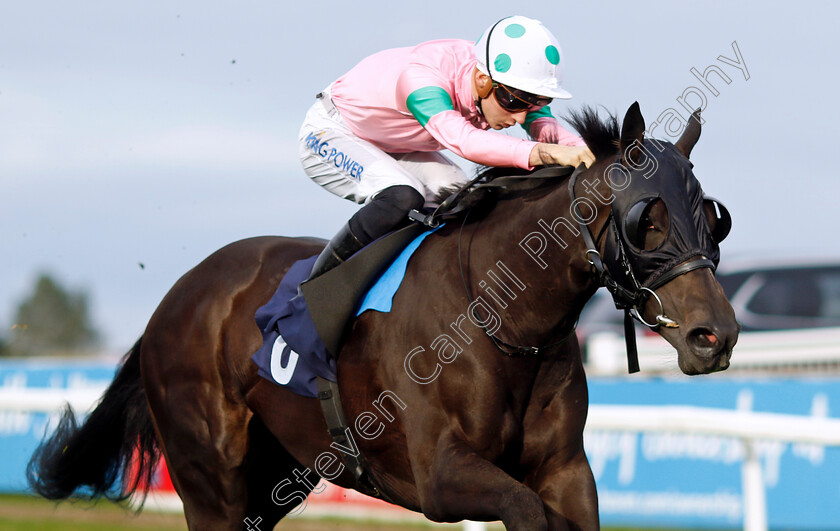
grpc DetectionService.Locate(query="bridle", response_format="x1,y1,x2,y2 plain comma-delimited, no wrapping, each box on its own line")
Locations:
568,162,717,372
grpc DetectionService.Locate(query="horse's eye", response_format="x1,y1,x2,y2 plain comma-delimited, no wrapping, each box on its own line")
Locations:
625,197,667,249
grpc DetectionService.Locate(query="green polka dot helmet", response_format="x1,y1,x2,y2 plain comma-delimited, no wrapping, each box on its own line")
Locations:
474,16,572,99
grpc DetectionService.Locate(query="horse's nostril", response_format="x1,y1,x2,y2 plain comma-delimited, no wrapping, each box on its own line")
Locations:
688,327,719,351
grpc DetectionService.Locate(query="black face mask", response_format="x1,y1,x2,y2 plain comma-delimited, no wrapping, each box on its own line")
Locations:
602,141,731,291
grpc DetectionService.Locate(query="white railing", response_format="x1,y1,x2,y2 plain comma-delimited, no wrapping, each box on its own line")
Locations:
7,389,840,531
0,387,103,412
585,405,840,531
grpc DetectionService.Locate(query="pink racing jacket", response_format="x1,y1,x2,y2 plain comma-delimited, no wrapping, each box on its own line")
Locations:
329,39,584,170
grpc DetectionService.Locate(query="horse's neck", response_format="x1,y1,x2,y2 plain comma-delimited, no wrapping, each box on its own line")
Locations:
470,170,610,345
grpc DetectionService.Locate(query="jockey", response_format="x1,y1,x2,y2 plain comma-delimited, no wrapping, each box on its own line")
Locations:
298,15,595,282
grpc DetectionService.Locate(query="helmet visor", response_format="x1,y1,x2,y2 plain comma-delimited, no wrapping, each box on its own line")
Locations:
493,83,552,112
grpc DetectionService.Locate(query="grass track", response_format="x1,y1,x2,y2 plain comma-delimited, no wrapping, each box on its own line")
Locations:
0,493,704,530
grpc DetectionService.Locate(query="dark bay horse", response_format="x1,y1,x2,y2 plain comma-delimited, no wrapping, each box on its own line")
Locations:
28,103,739,530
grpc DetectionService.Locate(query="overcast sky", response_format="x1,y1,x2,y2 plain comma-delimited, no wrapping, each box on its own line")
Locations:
2,1,837,351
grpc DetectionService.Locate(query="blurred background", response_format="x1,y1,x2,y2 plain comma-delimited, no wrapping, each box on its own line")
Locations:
2,1,839,529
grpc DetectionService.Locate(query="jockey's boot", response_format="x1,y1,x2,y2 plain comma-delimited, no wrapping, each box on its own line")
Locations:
301,185,423,289
304,222,366,282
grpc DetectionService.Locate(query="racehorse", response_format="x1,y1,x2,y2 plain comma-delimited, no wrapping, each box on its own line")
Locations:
28,103,739,530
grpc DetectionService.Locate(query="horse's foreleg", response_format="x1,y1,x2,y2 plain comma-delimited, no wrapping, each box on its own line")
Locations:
522,345,599,530
526,449,599,530
414,432,548,531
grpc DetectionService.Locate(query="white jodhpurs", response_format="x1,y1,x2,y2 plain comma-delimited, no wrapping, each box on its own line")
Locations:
298,91,469,206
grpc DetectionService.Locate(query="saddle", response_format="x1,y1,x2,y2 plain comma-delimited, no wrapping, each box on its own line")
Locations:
301,223,429,357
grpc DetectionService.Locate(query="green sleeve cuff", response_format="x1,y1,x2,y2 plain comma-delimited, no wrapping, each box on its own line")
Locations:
522,105,554,132
406,86,454,127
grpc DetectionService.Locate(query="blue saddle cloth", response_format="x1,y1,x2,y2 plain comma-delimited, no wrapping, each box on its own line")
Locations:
251,256,335,398
251,228,439,398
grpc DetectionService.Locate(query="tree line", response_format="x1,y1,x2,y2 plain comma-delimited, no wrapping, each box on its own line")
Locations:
1,272,99,357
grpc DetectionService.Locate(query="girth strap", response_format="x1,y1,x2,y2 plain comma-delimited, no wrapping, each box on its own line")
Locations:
316,376,383,499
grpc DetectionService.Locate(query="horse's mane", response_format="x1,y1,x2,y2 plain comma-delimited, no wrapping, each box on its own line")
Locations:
565,106,620,161
471,105,620,184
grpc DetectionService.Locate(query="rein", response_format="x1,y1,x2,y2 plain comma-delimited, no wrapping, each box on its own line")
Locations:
408,166,572,227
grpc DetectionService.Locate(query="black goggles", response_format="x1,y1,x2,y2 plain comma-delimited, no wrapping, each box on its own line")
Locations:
493,83,552,112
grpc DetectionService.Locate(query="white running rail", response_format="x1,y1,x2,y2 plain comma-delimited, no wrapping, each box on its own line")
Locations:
585,405,840,531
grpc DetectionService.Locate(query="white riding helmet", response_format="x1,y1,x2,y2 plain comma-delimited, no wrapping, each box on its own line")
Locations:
474,16,572,99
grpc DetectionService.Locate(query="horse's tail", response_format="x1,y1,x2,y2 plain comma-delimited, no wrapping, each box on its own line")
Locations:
26,337,160,504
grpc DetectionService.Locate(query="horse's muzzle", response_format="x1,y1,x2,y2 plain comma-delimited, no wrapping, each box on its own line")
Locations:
680,322,739,374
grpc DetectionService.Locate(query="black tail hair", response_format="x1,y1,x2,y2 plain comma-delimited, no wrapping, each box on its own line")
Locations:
26,337,160,505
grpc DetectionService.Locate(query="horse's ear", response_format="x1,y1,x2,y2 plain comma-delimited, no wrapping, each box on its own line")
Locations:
620,101,646,166
675,108,702,159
